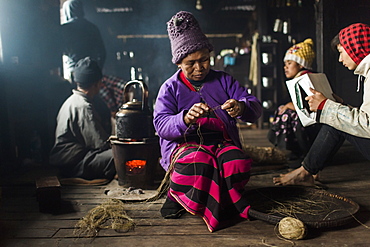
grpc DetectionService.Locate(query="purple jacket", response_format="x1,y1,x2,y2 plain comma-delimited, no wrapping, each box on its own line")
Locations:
153,70,262,170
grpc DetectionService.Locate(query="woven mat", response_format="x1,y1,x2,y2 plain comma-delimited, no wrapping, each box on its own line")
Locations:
245,186,359,228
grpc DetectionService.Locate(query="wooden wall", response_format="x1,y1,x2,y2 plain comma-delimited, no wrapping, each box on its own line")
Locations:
83,0,257,104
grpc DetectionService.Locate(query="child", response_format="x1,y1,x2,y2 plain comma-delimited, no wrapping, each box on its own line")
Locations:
268,39,321,166
274,23,370,186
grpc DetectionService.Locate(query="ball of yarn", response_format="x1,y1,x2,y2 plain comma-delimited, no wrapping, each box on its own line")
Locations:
278,217,307,240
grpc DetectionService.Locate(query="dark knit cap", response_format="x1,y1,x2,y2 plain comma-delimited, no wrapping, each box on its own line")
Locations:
73,57,102,88
339,23,370,65
167,11,213,64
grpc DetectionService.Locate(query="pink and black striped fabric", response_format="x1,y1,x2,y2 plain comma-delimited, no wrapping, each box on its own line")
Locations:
168,141,252,232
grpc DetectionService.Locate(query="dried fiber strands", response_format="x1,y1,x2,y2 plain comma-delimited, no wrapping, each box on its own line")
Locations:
242,145,287,164
74,198,135,237
266,194,343,220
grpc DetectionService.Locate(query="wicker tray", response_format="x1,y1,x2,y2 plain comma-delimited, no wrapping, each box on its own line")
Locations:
245,186,359,228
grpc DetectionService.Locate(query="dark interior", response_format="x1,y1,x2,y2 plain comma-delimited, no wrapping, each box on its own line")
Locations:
0,0,369,170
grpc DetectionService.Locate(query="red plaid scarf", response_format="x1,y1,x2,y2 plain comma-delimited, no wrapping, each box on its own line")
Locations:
339,23,370,65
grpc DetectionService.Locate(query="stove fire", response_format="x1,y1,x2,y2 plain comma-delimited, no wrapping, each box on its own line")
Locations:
125,160,146,174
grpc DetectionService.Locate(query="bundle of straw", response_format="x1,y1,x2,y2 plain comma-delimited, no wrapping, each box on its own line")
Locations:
74,198,135,237
243,145,287,164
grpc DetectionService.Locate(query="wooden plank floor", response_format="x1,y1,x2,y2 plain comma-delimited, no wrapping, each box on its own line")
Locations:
1,128,370,246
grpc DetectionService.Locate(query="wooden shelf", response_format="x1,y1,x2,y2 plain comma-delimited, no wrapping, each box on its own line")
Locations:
256,41,278,129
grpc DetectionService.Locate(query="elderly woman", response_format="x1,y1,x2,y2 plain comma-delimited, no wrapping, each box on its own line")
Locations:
153,11,262,232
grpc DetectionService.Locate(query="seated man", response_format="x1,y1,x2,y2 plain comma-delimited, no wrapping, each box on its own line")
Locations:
50,57,116,183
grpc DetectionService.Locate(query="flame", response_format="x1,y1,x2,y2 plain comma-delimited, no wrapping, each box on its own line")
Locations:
126,160,146,171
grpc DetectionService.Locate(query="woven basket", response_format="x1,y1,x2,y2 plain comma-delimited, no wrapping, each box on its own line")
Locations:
245,186,359,228
243,145,287,164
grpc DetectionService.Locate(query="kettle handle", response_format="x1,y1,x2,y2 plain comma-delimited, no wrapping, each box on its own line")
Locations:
123,80,149,110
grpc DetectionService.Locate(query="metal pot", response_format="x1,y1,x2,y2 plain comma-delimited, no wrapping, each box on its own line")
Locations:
115,80,155,140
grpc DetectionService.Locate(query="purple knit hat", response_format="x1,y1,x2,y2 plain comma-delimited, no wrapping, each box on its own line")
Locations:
167,11,213,64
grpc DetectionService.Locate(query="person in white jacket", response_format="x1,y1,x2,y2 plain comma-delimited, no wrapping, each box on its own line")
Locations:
274,23,370,186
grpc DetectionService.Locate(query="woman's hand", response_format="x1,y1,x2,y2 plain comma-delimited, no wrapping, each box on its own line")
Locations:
221,99,245,118
184,103,210,125
305,88,327,112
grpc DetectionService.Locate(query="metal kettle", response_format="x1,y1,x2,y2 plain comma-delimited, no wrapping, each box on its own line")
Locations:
115,80,155,140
